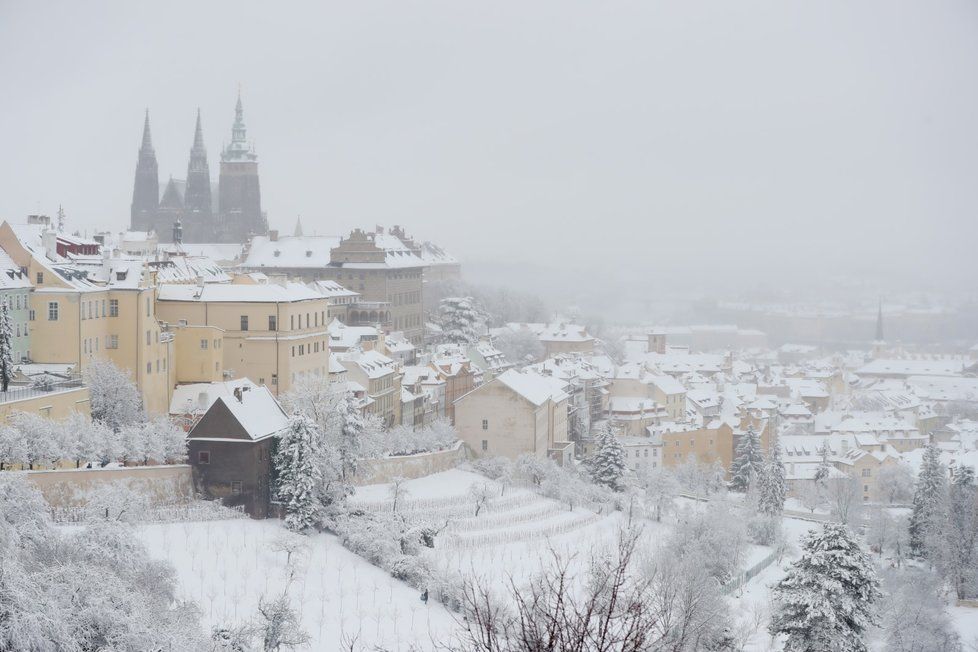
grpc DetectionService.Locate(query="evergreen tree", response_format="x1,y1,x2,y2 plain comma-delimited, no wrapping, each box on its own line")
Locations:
274,414,324,533
758,443,787,516
339,391,365,481
0,301,12,392
814,444,831,486
436,296,484,345
942,465,977,599
589,426,626,492
909,443,948,557
730,426,762,493
769,523,881,652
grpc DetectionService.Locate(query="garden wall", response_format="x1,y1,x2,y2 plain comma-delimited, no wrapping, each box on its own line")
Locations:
23,464,193,508
353,442,468,485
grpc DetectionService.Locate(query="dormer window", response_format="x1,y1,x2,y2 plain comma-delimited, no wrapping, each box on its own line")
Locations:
306,250,313,257
274,250,281,257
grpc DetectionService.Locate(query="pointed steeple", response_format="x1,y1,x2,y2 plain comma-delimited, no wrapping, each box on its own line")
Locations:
132,109,160,228
875,298,884,342
140,109,154,152
294,216,303,237
222,89,257,163
193,108,205,148
185,108,212,216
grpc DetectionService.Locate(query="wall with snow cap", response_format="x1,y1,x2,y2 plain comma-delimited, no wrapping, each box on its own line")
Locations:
352,441,467,485
24,464,193,508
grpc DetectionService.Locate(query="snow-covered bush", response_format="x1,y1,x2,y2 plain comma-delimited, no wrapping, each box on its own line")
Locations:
0,476,206,650
881,568,962,652
333,510,432,588
384,419,457,456
84,358,144,431
666,499,747,584
469,455,512,480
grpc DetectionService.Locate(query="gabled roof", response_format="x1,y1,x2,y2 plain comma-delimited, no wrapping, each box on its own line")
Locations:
188,385,288,442
494,369,569,406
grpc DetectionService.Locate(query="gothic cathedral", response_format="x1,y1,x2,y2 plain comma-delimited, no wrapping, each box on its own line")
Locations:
130,93,268,244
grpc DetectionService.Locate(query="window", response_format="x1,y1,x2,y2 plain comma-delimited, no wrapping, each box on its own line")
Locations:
109,299,119,317
106,335,119,349
146,297,151,317
146,330,151,345
861,468,871,477
146,362,152,374
101,300,105,317
231,481,242,495
29,309,35,321
198,451,210,465
240,315,248,331
36,272,43,285
481,440,488,452
290,315,295,330
268,315,277,331
482,419,488,430
47,302,58,321
200,339,208,350
863,485,869,493
271,374,278,385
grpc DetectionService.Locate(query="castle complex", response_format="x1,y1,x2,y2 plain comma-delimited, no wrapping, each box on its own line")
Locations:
130,93,267,244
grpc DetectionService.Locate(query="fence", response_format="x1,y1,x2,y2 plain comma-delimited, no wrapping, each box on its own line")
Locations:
0,377,85,405
50,501,246,524
721,549,780,595
439,513,602,550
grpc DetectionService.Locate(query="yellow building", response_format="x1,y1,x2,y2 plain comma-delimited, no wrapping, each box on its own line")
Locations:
338,349,402,427
0,222,175,415
155,279,330,396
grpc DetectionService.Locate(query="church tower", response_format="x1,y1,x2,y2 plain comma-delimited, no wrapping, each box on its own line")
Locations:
182,109,213,242
218,91,266,243
130,110,159,232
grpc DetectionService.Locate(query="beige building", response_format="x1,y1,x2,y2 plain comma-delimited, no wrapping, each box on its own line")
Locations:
338,349,402,427
454,369,569,460
0,383,91,421
0,222,175,415
239,227,426,346
155,278,330,396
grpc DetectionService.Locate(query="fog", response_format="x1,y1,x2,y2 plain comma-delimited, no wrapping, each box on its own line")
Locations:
2,0,977,302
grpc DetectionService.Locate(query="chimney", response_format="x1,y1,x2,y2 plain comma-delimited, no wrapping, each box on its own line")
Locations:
233,387,243,403
198,392,209,411
269,230,279,242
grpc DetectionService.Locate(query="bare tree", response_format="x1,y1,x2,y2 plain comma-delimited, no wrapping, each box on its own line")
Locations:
389,476,410,513
824,474,862,525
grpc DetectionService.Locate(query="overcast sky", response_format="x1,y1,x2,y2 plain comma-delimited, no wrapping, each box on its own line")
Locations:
1,1,976,292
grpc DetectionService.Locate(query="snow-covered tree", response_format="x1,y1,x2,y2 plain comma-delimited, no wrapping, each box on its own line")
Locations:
910,443,948,557
254,593,310,651
84,359,144,431
0,477,206,650
588,426,626,492
881,568,962,652
0,301,13,392
758,444,786,516
938,465,978,599
338,391,366,480
493,327,544,365
877,463,914,505
730,426,762,493
274,414,324,532
641,466,678,522
769,523,881,652
436,296,485,345
814,444,831,486
825,473,863,525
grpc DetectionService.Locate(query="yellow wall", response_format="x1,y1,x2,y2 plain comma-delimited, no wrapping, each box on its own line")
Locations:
0,386,90,422
156,296,331,396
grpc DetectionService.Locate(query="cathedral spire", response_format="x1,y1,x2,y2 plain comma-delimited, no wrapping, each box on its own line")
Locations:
294,216,303,237
222,89,257,163
140,109,154,152
185,108,212,217
193,108,205,148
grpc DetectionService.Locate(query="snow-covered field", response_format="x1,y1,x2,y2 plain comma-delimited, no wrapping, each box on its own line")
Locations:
134,519,459,650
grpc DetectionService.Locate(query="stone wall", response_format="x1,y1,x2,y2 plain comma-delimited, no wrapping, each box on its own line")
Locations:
353,442,468,485
22,464,193,507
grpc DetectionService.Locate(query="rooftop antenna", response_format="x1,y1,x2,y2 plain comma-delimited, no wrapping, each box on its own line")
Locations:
56,205,65,232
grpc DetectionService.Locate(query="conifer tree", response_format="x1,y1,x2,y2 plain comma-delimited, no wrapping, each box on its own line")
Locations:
274,413,324,533
942,465,977,599
769,523,881,652
589,426,626,492
0,301,14,392
730,426,762,493
814,444,831,486
436,296,484,345
759,443,787,516
909,443,947,557
339,391,365,481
